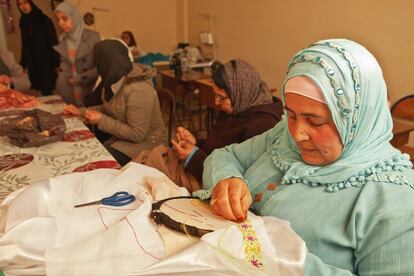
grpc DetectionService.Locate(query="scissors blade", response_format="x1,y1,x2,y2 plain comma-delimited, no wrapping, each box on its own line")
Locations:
74,200,102,208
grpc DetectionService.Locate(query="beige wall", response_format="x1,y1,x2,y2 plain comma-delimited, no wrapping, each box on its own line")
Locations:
4,1,414,103
186,0,414,103
6,0,178,60
70,0,178,54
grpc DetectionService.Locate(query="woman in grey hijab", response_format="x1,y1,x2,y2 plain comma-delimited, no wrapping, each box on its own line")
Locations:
53,2,100,106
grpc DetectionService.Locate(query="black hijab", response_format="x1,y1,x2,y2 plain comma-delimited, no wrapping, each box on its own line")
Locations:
17,0,47,29
93,40,132,100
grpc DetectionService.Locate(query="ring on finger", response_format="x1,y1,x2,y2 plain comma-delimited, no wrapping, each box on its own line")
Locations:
210,198,218,206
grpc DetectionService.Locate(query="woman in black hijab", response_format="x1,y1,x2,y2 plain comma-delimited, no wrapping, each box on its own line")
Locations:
17,0,60,95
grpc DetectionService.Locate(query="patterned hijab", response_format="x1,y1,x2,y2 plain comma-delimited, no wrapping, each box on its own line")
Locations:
222,59,272,114
271,39,413,192
55,2,84,47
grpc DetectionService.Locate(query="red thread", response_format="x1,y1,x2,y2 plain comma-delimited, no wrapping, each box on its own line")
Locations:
97,206,136,230
124,217,161,260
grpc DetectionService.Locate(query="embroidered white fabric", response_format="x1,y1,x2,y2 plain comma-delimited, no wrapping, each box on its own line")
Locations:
0,163,306,276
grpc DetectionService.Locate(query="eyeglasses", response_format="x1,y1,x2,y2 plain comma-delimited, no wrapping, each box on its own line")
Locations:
210,61,223,76
214,93,229,103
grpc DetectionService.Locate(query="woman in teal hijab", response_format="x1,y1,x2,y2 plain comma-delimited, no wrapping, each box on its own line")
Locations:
197,39,414,275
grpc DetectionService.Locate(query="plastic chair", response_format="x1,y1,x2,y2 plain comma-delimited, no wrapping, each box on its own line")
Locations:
156,88,176,145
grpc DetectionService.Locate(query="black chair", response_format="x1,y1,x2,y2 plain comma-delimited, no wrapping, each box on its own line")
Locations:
156,88,176,145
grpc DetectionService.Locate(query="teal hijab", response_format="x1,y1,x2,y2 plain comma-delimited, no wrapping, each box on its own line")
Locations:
271,39,413,192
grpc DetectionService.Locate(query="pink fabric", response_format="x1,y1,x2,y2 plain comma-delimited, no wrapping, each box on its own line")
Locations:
284,76,326,104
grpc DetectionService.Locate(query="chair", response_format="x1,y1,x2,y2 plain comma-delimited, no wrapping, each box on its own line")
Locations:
391,94,414,120
156,88,176,145
391,94,414,161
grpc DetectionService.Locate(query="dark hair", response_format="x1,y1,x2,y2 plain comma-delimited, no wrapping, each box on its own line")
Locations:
121,31,137,47
177,42,190,49
211,62,228,91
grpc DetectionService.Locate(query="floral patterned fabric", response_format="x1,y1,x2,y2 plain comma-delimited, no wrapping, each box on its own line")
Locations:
0,95,120,201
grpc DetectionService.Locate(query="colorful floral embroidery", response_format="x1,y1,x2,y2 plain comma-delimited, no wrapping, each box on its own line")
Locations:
238,220,264,269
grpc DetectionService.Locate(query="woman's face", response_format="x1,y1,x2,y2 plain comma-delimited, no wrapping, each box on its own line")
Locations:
121,33,131,46
212,83,233,114
55,11,73,33
285,92,343,166
18,0,31,14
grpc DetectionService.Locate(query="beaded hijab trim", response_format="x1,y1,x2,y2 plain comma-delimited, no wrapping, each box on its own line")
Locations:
275,41,413,192
271,135,412,192
288,42,361,146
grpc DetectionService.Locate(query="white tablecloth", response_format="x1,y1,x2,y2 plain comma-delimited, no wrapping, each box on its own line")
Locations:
0,95,120,201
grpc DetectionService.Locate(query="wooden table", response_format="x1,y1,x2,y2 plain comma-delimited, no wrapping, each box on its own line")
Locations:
194,78,218,109
193,78,221,133
0,95,120,201
159,70,211,133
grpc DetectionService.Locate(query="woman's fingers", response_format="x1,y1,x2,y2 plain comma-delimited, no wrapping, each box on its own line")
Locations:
215,187,238,221
240,189,252,219
63,105,80,115
176,127,195,145
210,178,249,222
171,139,180,151
229,185,245,221
176,126,185,137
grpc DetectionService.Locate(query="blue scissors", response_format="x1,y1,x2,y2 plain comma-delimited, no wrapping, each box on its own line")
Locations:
74,191,136,208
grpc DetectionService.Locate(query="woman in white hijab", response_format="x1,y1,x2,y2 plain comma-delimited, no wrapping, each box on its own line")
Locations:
53,2,101,106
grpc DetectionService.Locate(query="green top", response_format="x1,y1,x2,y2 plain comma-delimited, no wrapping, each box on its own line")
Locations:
196,39,414,275
197,128,414,275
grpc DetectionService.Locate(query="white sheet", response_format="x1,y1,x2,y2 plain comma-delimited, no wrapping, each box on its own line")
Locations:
0,162,306,275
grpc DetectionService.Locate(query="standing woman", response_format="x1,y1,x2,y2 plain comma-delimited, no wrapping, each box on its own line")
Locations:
54,2,100,106
121,30,145,59
17,0,59,95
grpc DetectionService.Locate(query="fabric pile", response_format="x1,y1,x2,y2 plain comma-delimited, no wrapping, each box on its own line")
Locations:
0,89,39,109
0,163,306,276
0,108,66,147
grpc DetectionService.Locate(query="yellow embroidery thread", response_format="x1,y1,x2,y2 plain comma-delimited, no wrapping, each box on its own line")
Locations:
238,220,264,269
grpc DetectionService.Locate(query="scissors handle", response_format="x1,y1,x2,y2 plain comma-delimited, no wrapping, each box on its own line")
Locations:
102,191,135,206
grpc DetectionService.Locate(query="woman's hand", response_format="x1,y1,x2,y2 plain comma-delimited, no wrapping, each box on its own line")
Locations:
0,83,8,93
63,104,81,116
176,126,196,145
0,75,12,87
68,78,76,86
84,110,102,124
210,178,252,222
171,139,196,160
